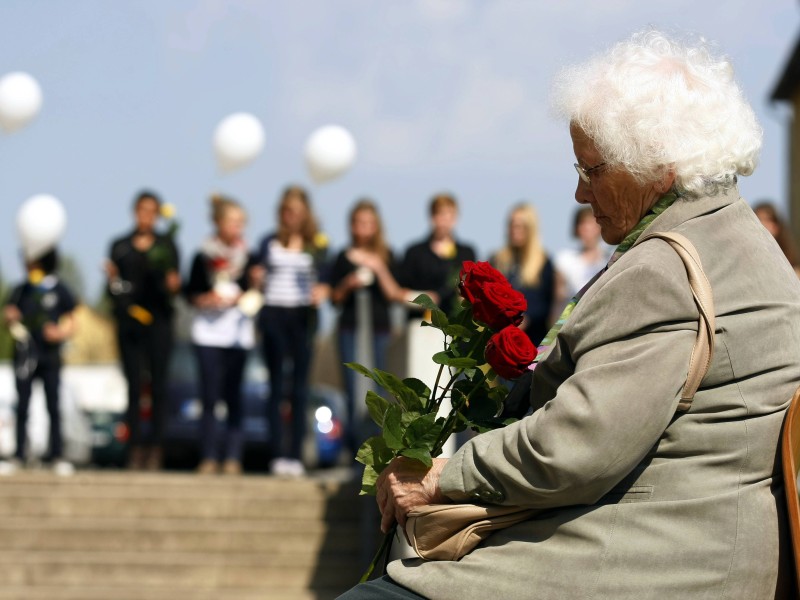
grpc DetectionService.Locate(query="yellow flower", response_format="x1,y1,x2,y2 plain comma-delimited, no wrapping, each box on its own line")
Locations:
160,203,176,220
28,269,45,285
128,304,154,326
440,240,456,259
314,232,329,249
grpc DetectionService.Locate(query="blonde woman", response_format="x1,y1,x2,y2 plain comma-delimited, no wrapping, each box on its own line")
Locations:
185,195,256,475
491,203,556,345
329,199,403,456
256,185,329,477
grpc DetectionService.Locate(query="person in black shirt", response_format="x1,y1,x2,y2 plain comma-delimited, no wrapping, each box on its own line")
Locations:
398,193,476,317
328,199,404,456
3,249,76,473
106,190,180,471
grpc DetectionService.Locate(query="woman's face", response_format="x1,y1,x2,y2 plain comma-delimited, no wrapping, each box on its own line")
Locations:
217,207,246,244
134,198,159,233
576,214,602,248
281,198,307,233
570,124,669,245
431,205,457,238
351,209,378,246
508,213,529,249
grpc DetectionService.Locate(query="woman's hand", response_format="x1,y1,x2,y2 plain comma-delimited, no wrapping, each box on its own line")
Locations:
376,457,450,533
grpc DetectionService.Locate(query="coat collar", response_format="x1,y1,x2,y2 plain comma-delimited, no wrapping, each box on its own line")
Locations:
629,185,741,251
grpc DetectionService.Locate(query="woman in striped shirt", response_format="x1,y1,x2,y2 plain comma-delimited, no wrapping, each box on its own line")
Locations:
256,185,329,477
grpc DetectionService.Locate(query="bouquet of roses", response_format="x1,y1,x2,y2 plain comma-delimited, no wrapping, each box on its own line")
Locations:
348,261,537,576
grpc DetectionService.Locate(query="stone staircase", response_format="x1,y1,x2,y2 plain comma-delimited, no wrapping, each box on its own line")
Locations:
0,470,378,599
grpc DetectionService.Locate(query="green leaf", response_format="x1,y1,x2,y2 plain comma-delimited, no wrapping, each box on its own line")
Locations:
403,377,432,403
374,369,425,412
399,447,433,468
360,464,379,496
345,361,374,379
411,294,438,310
431,308,449,328
383,405,405,450
355,435,392,468
403,413,441,450
432,351,477,368
442,324,473,338
365,391,390,427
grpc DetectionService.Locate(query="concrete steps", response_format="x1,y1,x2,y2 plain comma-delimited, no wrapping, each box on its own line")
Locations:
0,470,376,599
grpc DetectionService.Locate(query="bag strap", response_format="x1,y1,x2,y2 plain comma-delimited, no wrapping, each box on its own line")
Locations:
640,231,715,412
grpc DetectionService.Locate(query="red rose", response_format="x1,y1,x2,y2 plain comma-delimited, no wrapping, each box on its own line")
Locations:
472,281,526,331
459,261,504,304
485,326,537,380
460,261,527,331
210,257,229,271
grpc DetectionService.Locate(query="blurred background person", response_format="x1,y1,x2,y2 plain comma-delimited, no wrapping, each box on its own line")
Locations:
329,199,403,459
106,190,180,471
491,203,556,346
398,193,476,316
185,195,258,476
257,185,329,478
398,193,475,457
3,249,76,475
753,201,800,276
554,205,609,304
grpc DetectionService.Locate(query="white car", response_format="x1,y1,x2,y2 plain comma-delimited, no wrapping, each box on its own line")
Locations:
0,361,127,464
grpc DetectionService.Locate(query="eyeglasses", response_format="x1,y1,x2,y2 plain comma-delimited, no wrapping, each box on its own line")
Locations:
574,162,607,186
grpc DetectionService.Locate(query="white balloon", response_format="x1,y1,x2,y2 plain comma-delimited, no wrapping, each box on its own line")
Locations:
0,72,43,133
305,125,357,184
16,194,67,262
213,112,265,173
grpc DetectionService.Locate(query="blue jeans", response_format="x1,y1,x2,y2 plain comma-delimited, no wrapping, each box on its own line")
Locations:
337,328,389,455
259,306,316,461
193,345,247,461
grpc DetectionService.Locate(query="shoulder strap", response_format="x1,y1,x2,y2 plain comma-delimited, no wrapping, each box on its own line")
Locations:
640,231,715,412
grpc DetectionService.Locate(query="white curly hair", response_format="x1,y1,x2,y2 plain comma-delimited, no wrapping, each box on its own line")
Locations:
552,29,763,197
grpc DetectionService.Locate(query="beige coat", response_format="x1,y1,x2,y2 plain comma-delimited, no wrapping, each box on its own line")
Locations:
389,188,800,599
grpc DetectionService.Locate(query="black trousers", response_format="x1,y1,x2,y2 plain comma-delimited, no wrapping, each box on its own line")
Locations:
258,305,315,461
116,314,173,446
15,354,62,461
193,344,248,461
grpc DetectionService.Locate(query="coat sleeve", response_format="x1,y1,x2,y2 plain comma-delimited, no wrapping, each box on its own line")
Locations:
439,242,699,508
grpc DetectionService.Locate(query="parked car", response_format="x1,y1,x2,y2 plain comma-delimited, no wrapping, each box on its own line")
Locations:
0,361,127,466
162,342,345,470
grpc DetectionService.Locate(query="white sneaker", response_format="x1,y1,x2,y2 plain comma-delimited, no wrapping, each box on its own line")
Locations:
270,458,306,478
53,460,75,477
0,459,21,476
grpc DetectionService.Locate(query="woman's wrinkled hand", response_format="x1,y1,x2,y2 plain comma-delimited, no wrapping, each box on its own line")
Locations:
376,457,450,533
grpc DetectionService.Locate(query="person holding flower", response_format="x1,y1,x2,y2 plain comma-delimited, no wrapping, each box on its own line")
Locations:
3,249,76,475
257,185,329,478
185,194,258,475
106,190,180,471
341,30,800,599
330,199,404,458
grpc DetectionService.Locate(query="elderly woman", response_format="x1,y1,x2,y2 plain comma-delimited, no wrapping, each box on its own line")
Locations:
339,30,800,599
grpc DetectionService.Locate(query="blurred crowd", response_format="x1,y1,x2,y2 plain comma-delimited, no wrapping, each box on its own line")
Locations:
2,186,798,478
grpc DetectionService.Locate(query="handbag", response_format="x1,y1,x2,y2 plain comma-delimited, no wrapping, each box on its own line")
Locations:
404,231,716,561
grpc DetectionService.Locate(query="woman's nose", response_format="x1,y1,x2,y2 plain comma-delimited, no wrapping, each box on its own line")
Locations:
574,180,592,205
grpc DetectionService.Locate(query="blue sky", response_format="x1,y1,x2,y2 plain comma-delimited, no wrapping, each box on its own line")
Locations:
0,0,798,299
